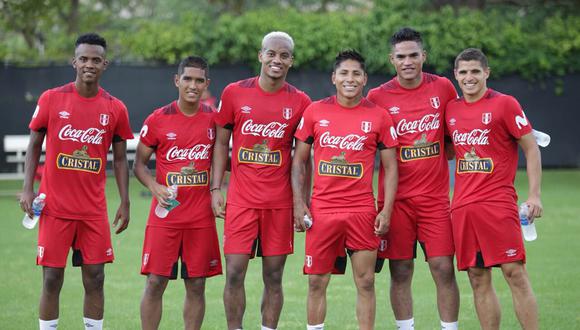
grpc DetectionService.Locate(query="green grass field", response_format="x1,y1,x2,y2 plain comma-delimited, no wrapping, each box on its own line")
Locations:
0,170,579,329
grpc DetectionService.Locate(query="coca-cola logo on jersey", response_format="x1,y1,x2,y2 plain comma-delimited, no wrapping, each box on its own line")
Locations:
452,129,490,146
241,119,288,139
319,131,367,151
58,124,105,145
166,144,211,161
396,113,440,136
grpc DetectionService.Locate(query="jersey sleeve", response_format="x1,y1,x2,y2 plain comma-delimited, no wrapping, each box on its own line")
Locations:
502,96,533,139
442,77,458,104
377,110,398,149
294,105,315,144
113,100,134,141
139,114,159,148
29,90,51,132
215,84,236,129
367,87,379,105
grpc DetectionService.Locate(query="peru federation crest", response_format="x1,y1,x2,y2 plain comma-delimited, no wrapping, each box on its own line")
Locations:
207,128,216,140
430,97,441,109
482,112,492,125
361,121,372,133
99,113,109,126
282,107,293,120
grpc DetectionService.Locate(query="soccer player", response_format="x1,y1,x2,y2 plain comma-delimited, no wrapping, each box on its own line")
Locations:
367,27,460,330
134,56,222,330
292,50,398,330
446,48,542,330
19,33,133,330
211,31,311,330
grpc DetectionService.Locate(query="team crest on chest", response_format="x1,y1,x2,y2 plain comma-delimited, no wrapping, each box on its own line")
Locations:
282,107,293,120
482,112,492,125
207,128,215,140
361,121,372,133
99,113,109,126
429,97,441,109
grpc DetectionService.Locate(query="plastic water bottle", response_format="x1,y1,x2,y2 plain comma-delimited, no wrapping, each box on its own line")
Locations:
304,214,313,229
532,129,551,147
519,203,537,241
22,193,46,229
155,185,178,219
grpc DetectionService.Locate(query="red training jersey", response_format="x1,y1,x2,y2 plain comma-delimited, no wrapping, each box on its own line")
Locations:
295,96,398,213
445,89,533,210
139,102,216,229
29,82,133,220
215,77,311,208
367,73,457,203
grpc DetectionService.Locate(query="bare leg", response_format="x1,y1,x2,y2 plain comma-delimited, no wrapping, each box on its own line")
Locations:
500,262,538,330
39,267,65,320
351,250,377,330
223,254,250,330
184,277,206,330
467,267,501,330
81,264,105,320
389,259,414,320
307,274,331,325
140,274,169,330
261,255,287,328
427,256,460,322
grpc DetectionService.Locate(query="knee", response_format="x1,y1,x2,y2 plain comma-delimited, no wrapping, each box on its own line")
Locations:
308,276,329,295
263,269,283,289
186,279,206,298
355,273,375,293
43,272,64,294
429,258,456,282
390,261,413,283
467,270,490,291
84,269,105,291
225,268,245,288
145,276,168,297
503,265,530,290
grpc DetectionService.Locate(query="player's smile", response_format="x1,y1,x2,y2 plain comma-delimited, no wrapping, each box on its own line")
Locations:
259,37,293,80
333,59,367,105
391,41,426,88
454,60,489,102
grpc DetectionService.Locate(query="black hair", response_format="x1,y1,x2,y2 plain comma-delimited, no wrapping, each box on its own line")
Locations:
177,56,209,78
454,48,489,69
390,27,423,48
333,49,366,72
75,33,107,50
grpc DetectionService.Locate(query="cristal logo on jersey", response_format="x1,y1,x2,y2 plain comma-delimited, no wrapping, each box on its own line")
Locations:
166,161,209,186
99,113,109,126
59,111,70,119
318,152,363,179
56,145,102,174
482,112,492,125
282,107,292,120
241,119,288,139
456,148,493,174
319,132,367,151
207,128,215,140
238,140,282,166
452,129,490,146
515,113,528,130
396,113,440,136
400,133,440,162
166,144,211,162
430,96,441,109
58,124,105,145
361,121,372,133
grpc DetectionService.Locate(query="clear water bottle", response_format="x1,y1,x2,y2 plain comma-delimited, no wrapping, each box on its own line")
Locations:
519,203,537,241
532,129,551,147
22,193,46,229
304,214,312,230
155,185,178,219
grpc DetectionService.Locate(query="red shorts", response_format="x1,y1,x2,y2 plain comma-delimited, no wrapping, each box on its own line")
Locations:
37,214,113,268
141,225,222,279
304,211,379,275
378,196,454,260
451,202,525,271
223,204,294,257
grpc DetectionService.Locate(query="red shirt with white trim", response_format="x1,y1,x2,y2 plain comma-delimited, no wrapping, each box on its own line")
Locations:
215,77,311,209
295,96,398,213
29,82,133,220
445,89,533,209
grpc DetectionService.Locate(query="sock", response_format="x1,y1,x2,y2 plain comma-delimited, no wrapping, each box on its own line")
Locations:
441,320,458,330
395,318,414,330
39,319,59,330
83,317,103,330
306,323,324,330
261,326,276,330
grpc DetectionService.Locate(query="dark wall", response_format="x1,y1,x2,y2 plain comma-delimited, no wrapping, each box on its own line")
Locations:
1,65,578,172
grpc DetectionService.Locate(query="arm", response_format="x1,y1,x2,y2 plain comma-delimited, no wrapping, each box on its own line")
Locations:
291,140,313,232
517,133,543,222
444,137,456,160
210,126,231,218
19,130,46,218
375,147,398,236
111,140,131,234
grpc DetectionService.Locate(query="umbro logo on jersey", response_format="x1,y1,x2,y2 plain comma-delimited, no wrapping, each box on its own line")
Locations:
59,111,70,119
506,249,517,257
361,121,372,133
482,112,492,125
449,118,456,126
389,106,400,115
319,119,330,127
241,105,252,114
166,132,177,140
430,96,441,109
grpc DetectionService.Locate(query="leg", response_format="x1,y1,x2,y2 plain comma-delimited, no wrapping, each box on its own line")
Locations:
223,254,250,330
307,274,331,325
261,255,287,328
467,267,500,330
389,259,414,320
184,277,206,330
350,250,377,330
140,274,169,330
500,262,538,330
81,264,105,320
39,267,65,320
427,256,459,322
